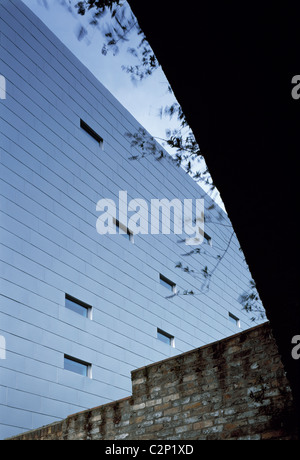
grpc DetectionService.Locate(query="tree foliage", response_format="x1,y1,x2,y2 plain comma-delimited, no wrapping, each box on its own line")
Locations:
238,280,266,322
73,2,215,192
74,0,159,81
70,0,265,322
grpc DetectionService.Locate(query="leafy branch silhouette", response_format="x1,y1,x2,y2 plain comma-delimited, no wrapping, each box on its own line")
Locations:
58,0,266,322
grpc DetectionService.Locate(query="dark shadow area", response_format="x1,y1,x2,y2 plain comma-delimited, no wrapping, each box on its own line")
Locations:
128,0,300,432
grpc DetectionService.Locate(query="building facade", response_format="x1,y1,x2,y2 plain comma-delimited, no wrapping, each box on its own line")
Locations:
7,323,298,441
0,0,265,439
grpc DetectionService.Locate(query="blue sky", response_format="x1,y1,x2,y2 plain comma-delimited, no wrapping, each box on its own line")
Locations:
21,0,224,210
21,0,178,144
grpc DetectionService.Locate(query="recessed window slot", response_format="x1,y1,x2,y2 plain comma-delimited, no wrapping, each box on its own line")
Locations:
80,119,103,148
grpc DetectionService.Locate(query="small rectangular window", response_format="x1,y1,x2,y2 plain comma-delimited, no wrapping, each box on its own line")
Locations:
80,119,103,148
157,328,175,347
229,312,240,327
114,218,134,243
159,274,176,292
64,355,91,377
65,294,92,319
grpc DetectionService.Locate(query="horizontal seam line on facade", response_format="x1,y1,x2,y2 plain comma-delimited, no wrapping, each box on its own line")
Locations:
131,321,271,375
0,200,256,340
0,9,230,226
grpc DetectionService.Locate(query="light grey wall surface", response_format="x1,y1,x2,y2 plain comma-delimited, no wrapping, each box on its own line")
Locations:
0,0,265,438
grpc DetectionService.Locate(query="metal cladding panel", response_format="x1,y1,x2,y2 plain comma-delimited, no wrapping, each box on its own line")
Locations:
0,0,265,438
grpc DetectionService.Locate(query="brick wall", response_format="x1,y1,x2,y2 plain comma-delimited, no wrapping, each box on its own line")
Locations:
8,322,298,440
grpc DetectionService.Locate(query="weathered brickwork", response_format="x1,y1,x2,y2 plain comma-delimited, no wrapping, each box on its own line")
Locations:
8,323,298,440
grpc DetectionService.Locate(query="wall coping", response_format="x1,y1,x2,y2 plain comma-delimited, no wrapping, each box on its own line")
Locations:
131,321,271,377
7,321,277,440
